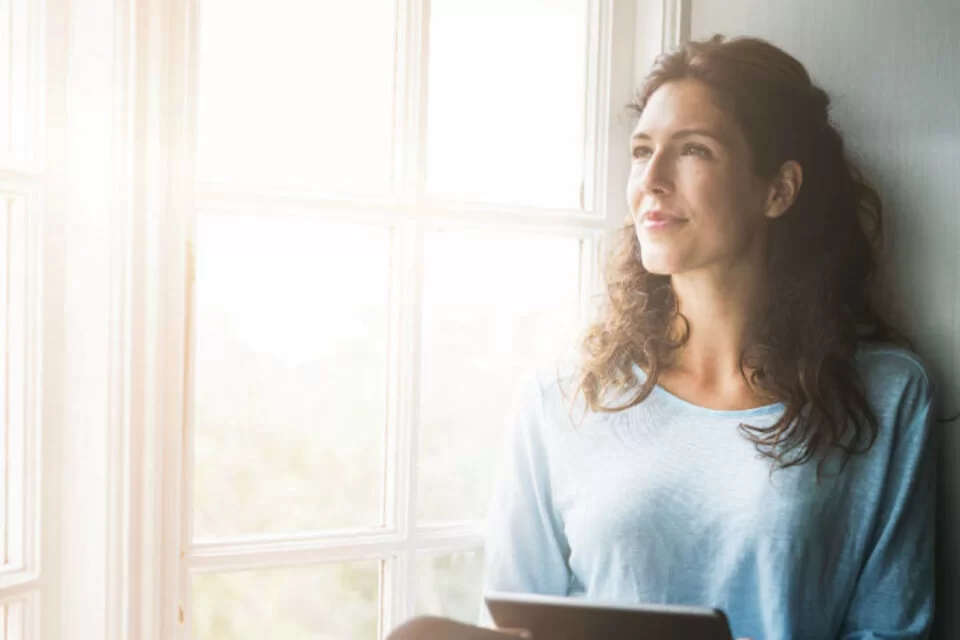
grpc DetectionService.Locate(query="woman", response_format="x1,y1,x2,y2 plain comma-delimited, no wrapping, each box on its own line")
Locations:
479,35,936,640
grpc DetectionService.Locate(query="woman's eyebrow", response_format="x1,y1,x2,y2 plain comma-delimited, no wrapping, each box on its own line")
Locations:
631,128,731,146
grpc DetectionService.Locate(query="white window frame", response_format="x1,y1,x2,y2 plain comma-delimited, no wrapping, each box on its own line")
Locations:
86,1,692,639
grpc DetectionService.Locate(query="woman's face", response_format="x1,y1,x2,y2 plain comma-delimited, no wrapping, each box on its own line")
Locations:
626,78,772,277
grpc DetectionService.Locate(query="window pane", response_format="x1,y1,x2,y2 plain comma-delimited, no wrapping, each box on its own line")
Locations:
198,0,396,195
193,215,390,539
418,230,581,523
192,563,379,640
426,0,589,208
415,549,485,625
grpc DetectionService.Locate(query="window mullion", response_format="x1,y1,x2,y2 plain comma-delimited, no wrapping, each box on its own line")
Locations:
380,552,408,640
382,221,407,633
388,0,432,630
394,0,431,205
403,222,424,624
581,0,600,214
384,220,424,630
584,0,615,218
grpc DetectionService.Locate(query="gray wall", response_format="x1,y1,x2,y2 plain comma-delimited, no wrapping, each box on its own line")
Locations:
687,1,960,635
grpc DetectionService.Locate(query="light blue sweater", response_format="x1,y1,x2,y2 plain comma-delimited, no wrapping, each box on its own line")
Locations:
481,345,936,639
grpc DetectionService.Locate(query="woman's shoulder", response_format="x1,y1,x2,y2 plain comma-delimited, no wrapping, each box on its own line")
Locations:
521,348,579,392
853,342,936,408
516,355,601,433
854,342,933,384
523,357,580,411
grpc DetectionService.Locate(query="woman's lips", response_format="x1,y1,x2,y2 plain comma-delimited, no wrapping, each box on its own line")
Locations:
641,210,686,230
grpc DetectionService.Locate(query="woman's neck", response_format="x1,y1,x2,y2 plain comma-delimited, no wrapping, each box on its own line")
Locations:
668,263,763,386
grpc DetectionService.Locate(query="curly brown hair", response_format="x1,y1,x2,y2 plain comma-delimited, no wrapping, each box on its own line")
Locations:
573,35,906,474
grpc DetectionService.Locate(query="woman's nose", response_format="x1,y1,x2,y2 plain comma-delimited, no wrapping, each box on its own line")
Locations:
637,151,673,195
627,152,673,212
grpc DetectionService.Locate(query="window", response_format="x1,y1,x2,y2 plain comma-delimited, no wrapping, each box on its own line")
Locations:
0,0,43,635
182,1,631,637
0,0,658,636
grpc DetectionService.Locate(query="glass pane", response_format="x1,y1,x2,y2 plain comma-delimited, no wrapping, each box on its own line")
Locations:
193,563,379,640
193,215,390,539
415,549,485,625
418,230,581,523
198,0,396,195
426,0,589,208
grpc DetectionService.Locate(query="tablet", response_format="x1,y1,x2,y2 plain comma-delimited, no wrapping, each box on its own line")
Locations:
484,591,734,640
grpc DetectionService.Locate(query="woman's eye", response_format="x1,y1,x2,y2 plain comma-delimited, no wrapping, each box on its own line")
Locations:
632,146,652,160
682,143,712,158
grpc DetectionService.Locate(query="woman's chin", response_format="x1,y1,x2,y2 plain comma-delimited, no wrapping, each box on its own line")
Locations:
640,255,682,276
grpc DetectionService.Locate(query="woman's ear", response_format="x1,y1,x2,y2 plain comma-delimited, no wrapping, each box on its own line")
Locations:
764,160,803,219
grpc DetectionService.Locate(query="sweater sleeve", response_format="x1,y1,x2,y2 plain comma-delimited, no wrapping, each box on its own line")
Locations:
839,375,937,639
478,372,572,627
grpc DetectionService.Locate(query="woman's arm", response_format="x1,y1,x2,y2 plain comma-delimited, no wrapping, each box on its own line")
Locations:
479,372,572,626
839,375,937,639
